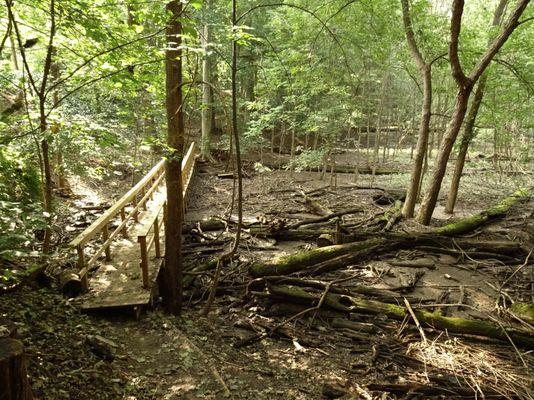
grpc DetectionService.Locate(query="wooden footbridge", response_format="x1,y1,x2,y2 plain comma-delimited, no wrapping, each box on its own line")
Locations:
68,143,197,312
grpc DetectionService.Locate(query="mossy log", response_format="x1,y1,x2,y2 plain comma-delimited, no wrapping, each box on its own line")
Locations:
268,285,534,349
0,339,33,400
435,188,531,236
510,302,534,325
250,237,389,277
249,233,523,277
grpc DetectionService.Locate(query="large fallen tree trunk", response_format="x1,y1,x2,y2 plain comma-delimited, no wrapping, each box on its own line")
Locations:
259,161,402,175
267,285,534,349
250,236,391,277
250,234,522,277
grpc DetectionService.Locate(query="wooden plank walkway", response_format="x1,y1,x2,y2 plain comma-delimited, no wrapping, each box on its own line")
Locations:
74,189,166,311
69,143,197,312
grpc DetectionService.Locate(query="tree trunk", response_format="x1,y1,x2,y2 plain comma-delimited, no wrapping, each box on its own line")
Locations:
445,0,508,214
403,66,432,218
444,79,486,214
40,108,53,253
163,0,184,315
200,2,214,160
417,87,472,225
0,339,33,400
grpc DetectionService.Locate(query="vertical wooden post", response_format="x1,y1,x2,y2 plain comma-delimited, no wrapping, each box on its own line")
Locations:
154,217,161,258
76,245,88,290
138,237,149,288
149,180,155,200
102,225,112,261
132,194,139,222
141,186,147,210
120,207,128,237
0,339,34,400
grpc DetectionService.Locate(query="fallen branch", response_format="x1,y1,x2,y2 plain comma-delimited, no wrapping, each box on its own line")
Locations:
435,188,531,236
287,207,363,229
266,285,534,349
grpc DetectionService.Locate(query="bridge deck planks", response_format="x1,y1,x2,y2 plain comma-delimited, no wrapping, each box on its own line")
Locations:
74,188,167,311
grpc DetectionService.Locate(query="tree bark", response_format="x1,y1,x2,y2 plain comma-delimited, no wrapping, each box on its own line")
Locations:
400,0,433,218
200,0,214,160
445,0,509,214
163,0,184,315
444,79,486,214
403,67,432,218
0,339,34,400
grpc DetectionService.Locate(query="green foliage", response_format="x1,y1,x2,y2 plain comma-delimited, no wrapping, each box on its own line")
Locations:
289,149,326,172
0,147,41,201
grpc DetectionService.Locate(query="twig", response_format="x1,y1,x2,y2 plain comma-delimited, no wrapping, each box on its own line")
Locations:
237,275,357,347
404,297,427,345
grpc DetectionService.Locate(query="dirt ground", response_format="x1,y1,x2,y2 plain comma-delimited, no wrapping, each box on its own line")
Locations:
1,155,533,399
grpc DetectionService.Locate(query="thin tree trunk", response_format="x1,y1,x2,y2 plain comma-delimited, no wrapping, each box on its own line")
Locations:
400,0,433,218
417,87,472,224
163,0,184,315
9,24,18,71
445,0,508,214
40,110,53,253
201,2,214,159
444,79,486,214
403,67,432,218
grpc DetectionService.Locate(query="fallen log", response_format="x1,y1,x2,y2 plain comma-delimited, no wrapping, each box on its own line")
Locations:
182,218,226,234
287,207,363,229
250,237,390,277
435,187,531,236
259,276,424,303
59,271,83,298
259,161,402,175
267,285,534,349
0,339,34,400
250,234,524,278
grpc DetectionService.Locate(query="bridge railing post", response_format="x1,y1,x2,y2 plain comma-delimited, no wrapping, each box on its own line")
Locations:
76,245,88,290
102,224,112,261
138,236,149,289
120,207,128,237
154,216,161,258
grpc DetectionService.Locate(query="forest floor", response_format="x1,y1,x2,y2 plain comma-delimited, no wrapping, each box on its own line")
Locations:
1,154,534,399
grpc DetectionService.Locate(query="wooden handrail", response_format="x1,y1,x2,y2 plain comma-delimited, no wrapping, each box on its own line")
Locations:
84,172,166,271
70,158,165,248
71,142,197,290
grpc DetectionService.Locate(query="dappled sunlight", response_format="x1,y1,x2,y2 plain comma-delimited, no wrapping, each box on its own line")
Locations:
407,336,533,398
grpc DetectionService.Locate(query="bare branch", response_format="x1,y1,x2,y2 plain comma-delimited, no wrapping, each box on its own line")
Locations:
39,0,56,99
5,0,38,93
400,0,426,71
449,0,468,86
469,0,530,83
